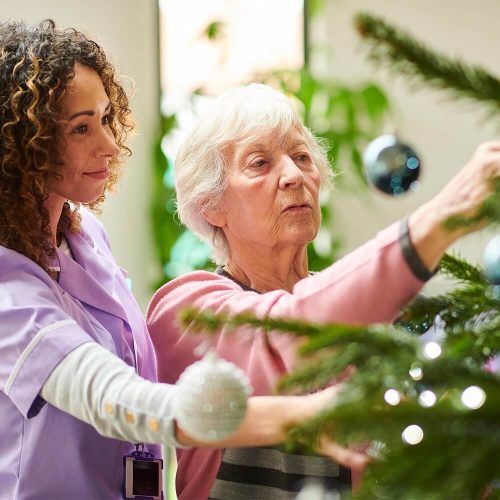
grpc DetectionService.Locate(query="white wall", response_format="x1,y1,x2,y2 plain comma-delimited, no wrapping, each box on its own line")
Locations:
313,0,500,293
1,0,160,310
3,0,499,305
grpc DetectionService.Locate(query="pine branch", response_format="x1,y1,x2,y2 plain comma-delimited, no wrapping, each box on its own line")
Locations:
299,323,417,356
180,306,500,497
359,432,500,500
396,294,444,334
288,378,500,498
180,307,325,337
276,343,367,393
439,252,486,284
400,281,499,333
289,385,500,446
443,314,500,362
355,13,500,116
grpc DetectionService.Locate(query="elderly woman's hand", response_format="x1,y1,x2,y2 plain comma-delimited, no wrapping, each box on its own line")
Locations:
297,386,370,471
408,141,500,272
317,435,370,471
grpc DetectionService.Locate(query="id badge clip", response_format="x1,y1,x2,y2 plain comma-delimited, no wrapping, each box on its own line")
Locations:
123,443,163,499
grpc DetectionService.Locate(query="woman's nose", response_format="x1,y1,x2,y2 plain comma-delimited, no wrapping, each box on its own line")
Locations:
278,156,304,189
97,126,120,158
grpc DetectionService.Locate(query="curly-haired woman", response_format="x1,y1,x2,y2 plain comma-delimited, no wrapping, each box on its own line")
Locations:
0,19,366,500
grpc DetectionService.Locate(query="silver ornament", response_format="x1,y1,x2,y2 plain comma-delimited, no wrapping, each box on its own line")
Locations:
484,234,500,285
363,134,421,196
174,351,252,442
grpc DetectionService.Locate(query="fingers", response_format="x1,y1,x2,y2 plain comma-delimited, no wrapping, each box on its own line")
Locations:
317,435,370,471
469,142,500,179
425,140,500,237
475,141,500,153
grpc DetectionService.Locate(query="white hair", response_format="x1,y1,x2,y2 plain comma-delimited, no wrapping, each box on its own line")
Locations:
174,83,333,265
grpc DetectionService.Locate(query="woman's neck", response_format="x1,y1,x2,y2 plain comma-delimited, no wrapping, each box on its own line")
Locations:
44,193,66,245
225,243,309,293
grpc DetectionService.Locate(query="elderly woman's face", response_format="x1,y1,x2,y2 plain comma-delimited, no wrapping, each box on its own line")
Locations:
213,128,321,252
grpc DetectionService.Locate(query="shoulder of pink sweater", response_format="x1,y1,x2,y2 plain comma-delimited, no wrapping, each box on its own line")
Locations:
147,270,289,326
146,270,300,388
148,270,252,321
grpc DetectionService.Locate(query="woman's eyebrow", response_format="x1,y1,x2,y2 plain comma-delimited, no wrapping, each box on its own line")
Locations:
67,101,111,121
285,138,308,149
237,142,267,159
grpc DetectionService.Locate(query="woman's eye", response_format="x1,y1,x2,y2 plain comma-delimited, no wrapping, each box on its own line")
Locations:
295,153,310,162
102,114,112,125
72,124,88,134
251,159,267,169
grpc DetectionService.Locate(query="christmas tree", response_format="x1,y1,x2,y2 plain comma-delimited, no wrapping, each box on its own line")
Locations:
182,13,500,499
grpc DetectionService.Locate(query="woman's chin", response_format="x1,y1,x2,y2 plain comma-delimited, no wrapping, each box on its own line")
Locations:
73,190,105,205
280,231,317,248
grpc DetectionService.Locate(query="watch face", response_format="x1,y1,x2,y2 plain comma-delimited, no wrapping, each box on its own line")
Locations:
133,460,160,496
124,456,163,499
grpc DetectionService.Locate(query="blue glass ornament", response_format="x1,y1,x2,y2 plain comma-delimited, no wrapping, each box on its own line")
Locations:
483,234,500,285
363,134,421,195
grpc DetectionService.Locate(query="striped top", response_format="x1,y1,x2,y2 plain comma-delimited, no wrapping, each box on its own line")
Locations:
209,268,351,499
209,446,351,499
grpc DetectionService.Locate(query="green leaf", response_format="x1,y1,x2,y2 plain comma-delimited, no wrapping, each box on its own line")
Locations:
203,21,226,41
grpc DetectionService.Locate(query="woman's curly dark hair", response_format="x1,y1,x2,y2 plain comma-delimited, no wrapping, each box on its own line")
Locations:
0,19,133,275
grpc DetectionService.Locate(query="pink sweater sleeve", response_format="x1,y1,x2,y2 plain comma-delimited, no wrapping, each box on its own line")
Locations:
146,221,426,500
147,221,425,392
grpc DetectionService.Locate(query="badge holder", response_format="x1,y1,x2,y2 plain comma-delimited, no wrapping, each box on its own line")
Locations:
123,443,163,499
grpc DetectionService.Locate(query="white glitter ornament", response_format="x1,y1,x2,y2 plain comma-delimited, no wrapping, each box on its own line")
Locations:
174,351,252,442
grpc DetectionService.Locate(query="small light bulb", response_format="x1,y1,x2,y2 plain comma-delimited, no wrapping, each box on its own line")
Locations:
409,366,423,380
461,386,486,410
402,425,424,445
418,390,437,407
423,341,441,359
384,388,401,406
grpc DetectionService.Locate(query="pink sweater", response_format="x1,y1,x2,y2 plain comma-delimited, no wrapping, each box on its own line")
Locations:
147,222,426,499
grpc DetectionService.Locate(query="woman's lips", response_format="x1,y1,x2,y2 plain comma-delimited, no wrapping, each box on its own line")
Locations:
83,169,108,180
283,204,311,213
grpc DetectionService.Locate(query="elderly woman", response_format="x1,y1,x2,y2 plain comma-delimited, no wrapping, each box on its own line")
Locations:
147,83,500,499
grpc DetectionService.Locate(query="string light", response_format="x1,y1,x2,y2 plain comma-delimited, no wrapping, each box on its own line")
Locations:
384,388,401,406
461,386,486,410
423,341,441,359
402,425,424,445
409,366,423,380
418,390,437,407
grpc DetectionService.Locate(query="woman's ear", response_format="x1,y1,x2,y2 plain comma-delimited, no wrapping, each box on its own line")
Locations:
201,207,227,228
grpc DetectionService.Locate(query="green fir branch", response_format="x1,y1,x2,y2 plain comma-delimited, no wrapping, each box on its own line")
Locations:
180,304,500,497
355,13,500,116
359,432,500,500
276,343,369,393
288,379,500,498
443,314,500,362
180,307,325,336
439,252,486,284
397,294,444,334
181,307,419,358
401,282,499,333
290,390,500,447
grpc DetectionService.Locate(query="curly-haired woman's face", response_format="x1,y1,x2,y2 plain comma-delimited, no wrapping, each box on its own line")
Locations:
48,64,119,206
